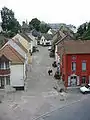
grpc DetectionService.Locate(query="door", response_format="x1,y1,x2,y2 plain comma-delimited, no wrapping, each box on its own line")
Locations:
68,76,71,86
71,76,77,86
77,76,80,85
0,77,5,89
89,76,90,84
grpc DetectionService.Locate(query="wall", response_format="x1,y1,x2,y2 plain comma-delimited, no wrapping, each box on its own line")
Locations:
55,45,58,62
44,40,51,46
10,64,24,87
48,29,53,34
40,36,45,45
63,54,90,87
0,25,3,33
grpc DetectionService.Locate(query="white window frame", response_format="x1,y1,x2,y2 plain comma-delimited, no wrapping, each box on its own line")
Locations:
82,61,86,71
72,62,76,71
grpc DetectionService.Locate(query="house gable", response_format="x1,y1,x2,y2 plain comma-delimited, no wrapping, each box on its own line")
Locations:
12,34,30,52
0,44,25,64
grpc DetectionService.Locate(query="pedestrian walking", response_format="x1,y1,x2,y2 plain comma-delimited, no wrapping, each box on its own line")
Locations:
48,69,53,76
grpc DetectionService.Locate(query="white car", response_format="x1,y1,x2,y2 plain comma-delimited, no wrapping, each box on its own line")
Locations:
48,46,51,51
80,84,90,94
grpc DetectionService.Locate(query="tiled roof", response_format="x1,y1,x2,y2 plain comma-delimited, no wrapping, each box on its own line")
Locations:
19,33,32,42
64,40,90,54
12,38,28,53
42,33,53,40
0,44,25,64
52,30,66,46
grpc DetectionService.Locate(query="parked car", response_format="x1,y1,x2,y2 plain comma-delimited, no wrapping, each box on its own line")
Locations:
48,46,51,51
49,51,55,58
80,84,90,94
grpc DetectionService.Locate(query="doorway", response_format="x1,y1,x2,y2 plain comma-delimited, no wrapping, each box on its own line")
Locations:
0,77,5,89
71,76,77,86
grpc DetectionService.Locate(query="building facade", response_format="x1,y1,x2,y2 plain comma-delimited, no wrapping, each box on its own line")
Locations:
0,55,10,89
62,54,90,87
59,40,90,87
0,44,26,90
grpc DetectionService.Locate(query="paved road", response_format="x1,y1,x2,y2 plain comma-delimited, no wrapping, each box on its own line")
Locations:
26,45,56,93
40,94,90,120
0,46,86,120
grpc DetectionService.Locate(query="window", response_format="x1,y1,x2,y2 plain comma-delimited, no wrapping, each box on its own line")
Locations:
82,76,86,84
0,62,4,69
5,62,9,69
72,62,76,71
6,76,10,85
82,61,86,71
72,56,76,60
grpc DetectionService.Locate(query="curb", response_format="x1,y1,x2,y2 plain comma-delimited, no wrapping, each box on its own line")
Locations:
32,98,83,120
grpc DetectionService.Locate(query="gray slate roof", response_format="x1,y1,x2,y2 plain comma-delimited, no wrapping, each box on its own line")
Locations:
19,33,32,42
42,33,53,40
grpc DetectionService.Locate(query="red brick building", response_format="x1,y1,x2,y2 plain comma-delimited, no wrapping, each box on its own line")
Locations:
58,40,90,87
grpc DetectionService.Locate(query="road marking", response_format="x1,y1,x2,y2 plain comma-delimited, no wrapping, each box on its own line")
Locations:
42,91,58,98
32,95,88,120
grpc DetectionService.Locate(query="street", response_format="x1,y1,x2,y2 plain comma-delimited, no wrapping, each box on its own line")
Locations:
40,94,90,120
0,46,87,120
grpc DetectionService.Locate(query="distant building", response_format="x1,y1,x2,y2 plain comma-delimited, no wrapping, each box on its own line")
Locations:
40,33,53,46
21,21,29,33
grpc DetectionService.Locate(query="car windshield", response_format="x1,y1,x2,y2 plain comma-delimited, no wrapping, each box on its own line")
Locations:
85,85,90,88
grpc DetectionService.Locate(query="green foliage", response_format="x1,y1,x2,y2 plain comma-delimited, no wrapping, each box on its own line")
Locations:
76,22,90,40
40,24,50,33
29,18,40,31
29,18,50,33
1,7,21,34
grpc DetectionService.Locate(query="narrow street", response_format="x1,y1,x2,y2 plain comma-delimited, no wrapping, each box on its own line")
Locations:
26,45,56,93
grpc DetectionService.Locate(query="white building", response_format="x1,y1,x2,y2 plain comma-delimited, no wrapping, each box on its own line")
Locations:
40,34,53,46
0,44,26,90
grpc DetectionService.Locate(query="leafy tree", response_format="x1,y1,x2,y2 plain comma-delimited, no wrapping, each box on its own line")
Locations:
76,22,90,40
40,23,50,33
1,7,21,35
29,18,40,31
29,18,51,33
77,25,84,36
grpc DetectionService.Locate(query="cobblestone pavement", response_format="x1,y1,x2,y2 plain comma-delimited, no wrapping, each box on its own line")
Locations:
0,46,85,120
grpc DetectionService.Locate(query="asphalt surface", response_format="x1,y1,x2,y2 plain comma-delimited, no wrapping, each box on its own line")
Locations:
40,94,90,120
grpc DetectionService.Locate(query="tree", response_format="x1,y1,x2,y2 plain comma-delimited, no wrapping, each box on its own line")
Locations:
76,22,90,40
77,25,84,36
29,18,40,31
40,23,50,33
1,7,21,34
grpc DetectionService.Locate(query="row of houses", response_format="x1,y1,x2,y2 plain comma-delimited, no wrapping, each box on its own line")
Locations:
39,29,56,46
0,32,38,91
51,29,90,88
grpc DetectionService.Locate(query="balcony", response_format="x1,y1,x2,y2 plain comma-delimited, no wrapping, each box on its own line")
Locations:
0,69,10,75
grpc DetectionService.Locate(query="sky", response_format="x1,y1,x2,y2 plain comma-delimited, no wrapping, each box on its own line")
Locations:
0,0,90,27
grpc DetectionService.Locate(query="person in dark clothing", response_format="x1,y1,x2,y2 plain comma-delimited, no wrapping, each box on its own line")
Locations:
48,69,53,76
